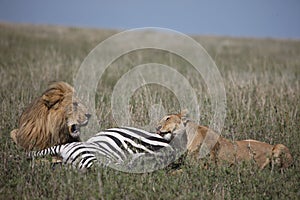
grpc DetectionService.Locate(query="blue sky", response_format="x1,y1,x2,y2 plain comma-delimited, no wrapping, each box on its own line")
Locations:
1,0,300,38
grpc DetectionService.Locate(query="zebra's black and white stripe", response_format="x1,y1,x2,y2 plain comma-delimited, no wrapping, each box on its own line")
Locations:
28,126,173,170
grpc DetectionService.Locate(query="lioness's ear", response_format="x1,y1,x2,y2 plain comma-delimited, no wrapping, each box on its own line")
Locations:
179,109,189,118
42,89,64,108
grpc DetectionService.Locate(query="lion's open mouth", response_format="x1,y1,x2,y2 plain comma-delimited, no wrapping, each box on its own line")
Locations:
70,124,81,138
68,117,90,138
69,122,89,138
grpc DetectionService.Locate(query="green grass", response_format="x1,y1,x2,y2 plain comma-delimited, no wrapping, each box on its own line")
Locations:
0,22,299,199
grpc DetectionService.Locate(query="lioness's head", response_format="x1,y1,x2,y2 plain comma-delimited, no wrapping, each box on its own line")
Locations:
11,81,91,150
156,110,188,141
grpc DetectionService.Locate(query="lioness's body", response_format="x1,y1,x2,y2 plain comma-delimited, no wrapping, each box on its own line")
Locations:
157,111,293,170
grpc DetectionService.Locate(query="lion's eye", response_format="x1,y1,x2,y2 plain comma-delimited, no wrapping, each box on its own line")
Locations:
166,117,170,121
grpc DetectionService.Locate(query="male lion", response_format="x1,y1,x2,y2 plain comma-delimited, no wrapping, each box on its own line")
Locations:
10,81,91,150
156,110,293,171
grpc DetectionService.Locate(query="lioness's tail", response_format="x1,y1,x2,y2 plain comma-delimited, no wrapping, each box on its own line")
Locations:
272,144,293,169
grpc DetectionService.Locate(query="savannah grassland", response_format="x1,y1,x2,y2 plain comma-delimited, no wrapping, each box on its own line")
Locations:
0,23,299,199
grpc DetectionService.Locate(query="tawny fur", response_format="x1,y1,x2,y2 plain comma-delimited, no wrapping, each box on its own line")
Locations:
157,110,293,170
10,82,90,150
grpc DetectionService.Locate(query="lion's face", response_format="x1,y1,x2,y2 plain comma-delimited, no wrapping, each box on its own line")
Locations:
156,112,186,141
65,97,91,138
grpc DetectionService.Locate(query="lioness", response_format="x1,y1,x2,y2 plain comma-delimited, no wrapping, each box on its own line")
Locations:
10,81,91,150
156,110,293,171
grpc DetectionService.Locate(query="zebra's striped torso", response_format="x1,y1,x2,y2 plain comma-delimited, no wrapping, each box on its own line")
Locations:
29,127,173,171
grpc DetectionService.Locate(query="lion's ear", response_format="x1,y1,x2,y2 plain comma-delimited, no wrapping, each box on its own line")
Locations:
42,89,64,108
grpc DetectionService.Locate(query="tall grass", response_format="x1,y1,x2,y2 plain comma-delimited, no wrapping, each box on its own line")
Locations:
0,22,299,199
